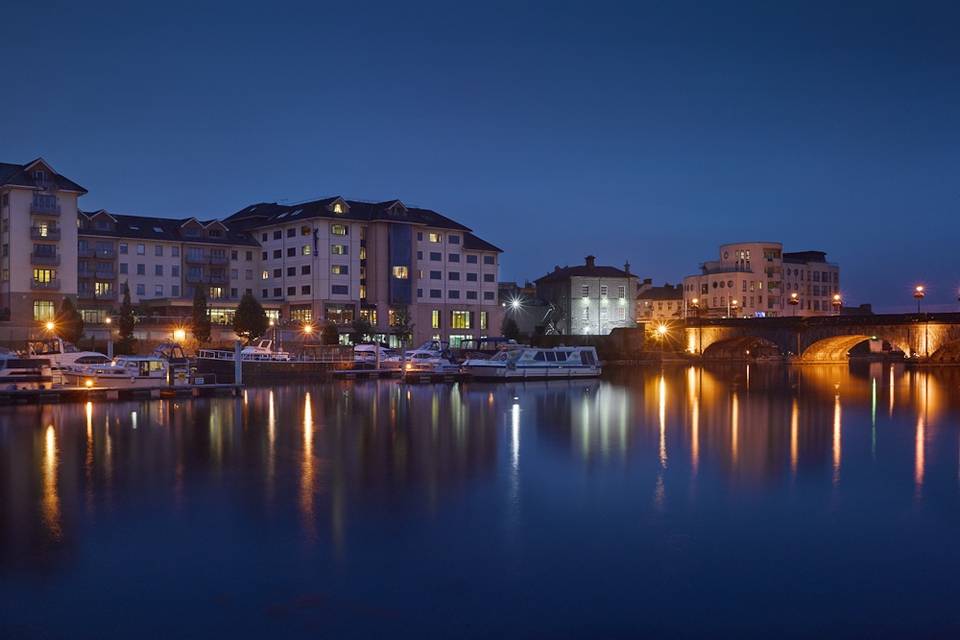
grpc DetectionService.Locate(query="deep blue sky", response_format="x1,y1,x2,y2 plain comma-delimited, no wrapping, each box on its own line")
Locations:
3,1,958,311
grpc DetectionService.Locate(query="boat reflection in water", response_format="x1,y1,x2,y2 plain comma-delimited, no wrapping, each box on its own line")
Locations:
2,363,960,637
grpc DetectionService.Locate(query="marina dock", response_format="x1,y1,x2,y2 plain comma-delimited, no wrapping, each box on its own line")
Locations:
0,383,242,406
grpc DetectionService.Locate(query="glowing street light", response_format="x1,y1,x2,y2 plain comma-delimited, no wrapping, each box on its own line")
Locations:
44,320,56,332
509,296,523,311
104,316,112,325
302,323,314,335
832,293,842,315
656,323,669,337
914,285,925,314
172,328,187,343
728,298,739,318
788,292,800,316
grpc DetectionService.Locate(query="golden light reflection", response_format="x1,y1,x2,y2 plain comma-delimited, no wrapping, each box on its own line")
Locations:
889,364,895,417
85,402,94,509
301,392,316,541
511,401,520,471
832,393,842,486
790,399,798,476
687,368,699,474
267,390,276,487
915,416,925,491
731,392,739,465
42,424,62,540
658,375,667,469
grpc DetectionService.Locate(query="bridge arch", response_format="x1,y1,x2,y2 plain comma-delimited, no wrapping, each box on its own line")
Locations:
800,335,909,362
929,339,960,364
703,336,783,360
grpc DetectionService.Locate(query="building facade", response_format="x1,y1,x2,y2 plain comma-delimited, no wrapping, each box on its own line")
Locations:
534,256,638,335
681,242,840,318
0,158,504,347
636,280,683,322
0,159,85,334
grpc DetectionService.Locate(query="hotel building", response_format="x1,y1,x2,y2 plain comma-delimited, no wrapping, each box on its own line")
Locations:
681,242,840,318
534,256,638,335
0,158,504,347
636,280,683,321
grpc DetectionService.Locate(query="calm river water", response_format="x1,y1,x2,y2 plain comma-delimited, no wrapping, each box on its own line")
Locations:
2,364,960,638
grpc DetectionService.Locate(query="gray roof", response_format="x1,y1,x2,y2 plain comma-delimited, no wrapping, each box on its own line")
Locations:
79,210,259,246
0,158,87,193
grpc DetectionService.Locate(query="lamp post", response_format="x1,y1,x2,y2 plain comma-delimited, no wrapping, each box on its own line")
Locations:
690,297,702,355
788,292,799,316
832,293,842,315
729,298,739,318
914,285,925,314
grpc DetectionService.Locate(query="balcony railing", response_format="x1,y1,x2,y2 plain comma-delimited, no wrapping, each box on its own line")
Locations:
185,272,205,284
30,198,60,216
30,253,60,266
94,248,116,259
30,279,60,290
94,290,117,300
185,253,208,264
94,270,116,279
78,247,95,258
209,255,229,265
208,274,228,285
30,227,61,241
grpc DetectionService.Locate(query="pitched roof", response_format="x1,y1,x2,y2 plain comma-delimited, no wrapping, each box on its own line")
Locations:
0,158,87,193
637,285,683,301
225,196,472,231
536,264,634,284
463,232,502,253
79,210,259,246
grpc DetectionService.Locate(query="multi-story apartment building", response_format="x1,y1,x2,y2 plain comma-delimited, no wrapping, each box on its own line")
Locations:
225,197,503,347
636,280,683,321
0,159,85,336
77,210,265,325
534,256,638,335
0,158,504,348
682,242,840,318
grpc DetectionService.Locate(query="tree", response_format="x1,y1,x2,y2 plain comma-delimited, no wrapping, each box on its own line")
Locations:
391,306,414,347
321,322,340,346
349,316,374,345
117,282,137,354
501,315,521,341
191,286,211,345
55,297,84,344
232,292,268,344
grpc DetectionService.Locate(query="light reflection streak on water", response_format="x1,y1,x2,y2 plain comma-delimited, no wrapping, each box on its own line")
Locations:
832,393,842,486
687,368,699,474
301,392,316,542
871,377,877,458
43,424,62,541
790,399,799,476
731,392,739,466
511,401,520,472
915,374,927,494
86,402,95,511
889,364,895,417
658,375,667,469
267,390,276,492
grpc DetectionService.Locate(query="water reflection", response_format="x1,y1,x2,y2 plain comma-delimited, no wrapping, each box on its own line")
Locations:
42,424,61,541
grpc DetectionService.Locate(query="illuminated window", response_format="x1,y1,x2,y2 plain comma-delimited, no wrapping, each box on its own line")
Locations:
32,268,55,283
428,232,441,243
451,311,471,329
290,306,312,323
392,266,409,279
261,270,269,280
332,264,349,275
209,287,224,299
94,281,112,296
331,244,347,255
431,309,440,329
581,285,590,297
33,300,55,321
480,311,488,330
302,244,311,256
331,224,348,236
333,202,344,214
359,308,377,324
359,285,367,299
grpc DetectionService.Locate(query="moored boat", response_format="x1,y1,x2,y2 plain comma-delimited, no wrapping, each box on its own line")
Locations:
62,355,186,388
0,352,54,390
462,346,601,380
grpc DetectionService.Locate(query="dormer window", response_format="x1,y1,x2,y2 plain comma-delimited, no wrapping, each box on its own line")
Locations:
208,229,222,238
333,202,344,214
33,170,46,183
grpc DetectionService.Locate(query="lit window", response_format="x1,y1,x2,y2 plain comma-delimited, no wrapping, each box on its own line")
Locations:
431,310,440,329
451,311,471,329
331,224,348,236
261,270,269,280
333,202,344,214
428,232,441,243
33,300,55,321
392,266,409,279
581,285,590,297
302,245,311,256
332,264,349,275
480,311,488,330
331,245,347,255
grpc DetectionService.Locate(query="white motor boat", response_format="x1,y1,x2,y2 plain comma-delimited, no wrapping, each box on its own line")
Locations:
404,340,450,359
403,349,460,376
354,344,402,368
241,339,291,361
462,346,601,380
27,337,111,370
0,351,54,390
62,355,185,388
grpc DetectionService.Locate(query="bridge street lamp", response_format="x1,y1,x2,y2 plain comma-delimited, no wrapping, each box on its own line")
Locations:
788,292,800,316
728,298,739,318
832,293,842,315
690,297,702,355
914,285,925,314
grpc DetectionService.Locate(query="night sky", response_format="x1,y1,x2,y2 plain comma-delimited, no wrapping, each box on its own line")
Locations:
3,1,957,311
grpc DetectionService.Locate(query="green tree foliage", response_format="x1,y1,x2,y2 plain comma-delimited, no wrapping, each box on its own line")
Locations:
349,317,374,345
501,315,521,341
321,322,340,346
117,282,137,354
55,297,84,344
191,286,212,345
232,292,268,344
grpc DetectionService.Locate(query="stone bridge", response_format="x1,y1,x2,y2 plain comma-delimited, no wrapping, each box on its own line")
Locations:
683,314,960,363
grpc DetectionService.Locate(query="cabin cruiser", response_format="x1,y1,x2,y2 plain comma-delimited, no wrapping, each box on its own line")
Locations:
455,337,523,359
27,337,111,370
403,349,460,375
404,339,450,359
241,339,291,361
0,350,54,390
461,346,601,380
354,344,402,368
62,355,186,388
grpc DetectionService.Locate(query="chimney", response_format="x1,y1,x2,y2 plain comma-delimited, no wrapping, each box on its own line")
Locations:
643,278,652,285
624,261,631,275
585,255,596,268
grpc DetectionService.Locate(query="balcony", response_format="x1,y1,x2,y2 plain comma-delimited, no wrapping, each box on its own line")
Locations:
30,279,61,291
94,290,117,301
30,197,60,216
30,227,61,241
30,253,61,266
94,270,116,280
78,247,95,258
209,255,229,265
185,271,205,284
94,248,116,259
207,274,228,285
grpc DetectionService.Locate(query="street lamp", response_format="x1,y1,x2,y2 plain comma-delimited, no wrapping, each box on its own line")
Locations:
105,316,112,325
832,293,842,315
44,320,56,332
788,292,799,316
690,297,702,355
173,328,186,343
914,285,925,314
302,323,314,335
729,298,739,318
